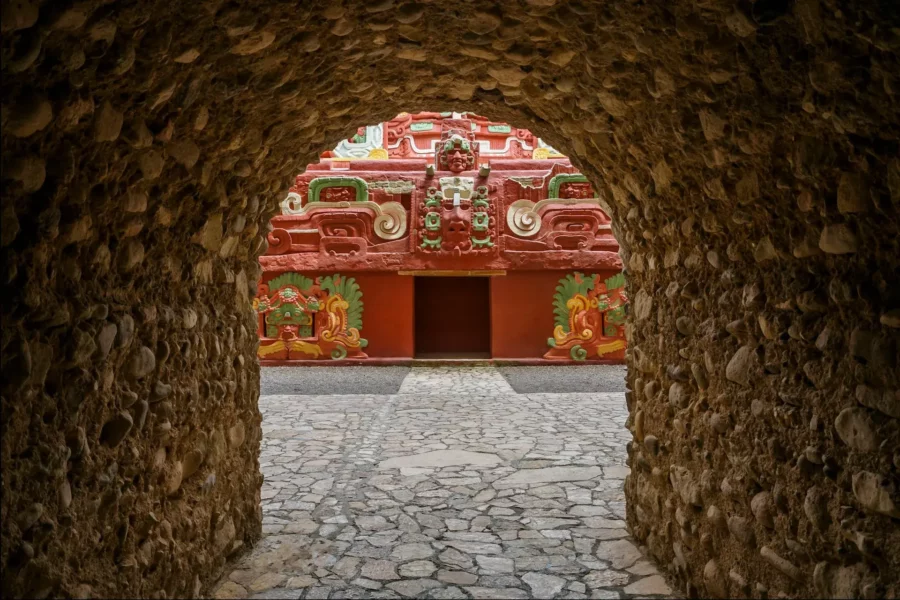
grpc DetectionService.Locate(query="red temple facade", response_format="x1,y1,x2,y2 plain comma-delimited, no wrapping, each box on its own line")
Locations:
255,112,627,363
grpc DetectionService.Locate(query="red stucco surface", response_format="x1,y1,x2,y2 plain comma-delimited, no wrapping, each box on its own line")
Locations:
352,273,415,358
490,272,561,358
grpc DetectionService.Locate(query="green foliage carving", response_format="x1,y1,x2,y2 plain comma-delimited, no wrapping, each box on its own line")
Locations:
320,274,364,331
552,272,594,332
267,273,314,294
605,272,625,291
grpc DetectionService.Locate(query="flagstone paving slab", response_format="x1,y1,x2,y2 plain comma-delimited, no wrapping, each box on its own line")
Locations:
214,366,675,599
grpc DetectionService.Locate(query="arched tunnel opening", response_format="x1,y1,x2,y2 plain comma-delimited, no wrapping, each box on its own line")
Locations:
1,1,898,598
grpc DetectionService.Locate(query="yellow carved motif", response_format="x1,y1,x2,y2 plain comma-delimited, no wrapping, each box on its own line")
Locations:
289,341,323,357
532,147,565,159
596,340,626,356
257,341,286,357
320,296,364,348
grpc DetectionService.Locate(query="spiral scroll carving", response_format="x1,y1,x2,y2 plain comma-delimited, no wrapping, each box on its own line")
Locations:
570,344,588,361
266,228,292,255
373,201,407,240
280,192,304,215
507,199,542,237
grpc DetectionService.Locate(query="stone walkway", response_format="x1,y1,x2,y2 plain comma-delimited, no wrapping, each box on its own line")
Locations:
214,366,673,600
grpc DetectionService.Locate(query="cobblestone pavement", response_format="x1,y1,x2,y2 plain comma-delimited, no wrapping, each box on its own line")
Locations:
214,366,673,600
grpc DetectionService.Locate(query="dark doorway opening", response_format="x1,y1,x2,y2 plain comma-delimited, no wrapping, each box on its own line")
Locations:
414,277,491,358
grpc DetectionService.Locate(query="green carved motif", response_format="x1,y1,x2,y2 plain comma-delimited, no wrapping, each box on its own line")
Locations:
548,173,590,199
308,177,369,203
266,272,315,294
604,273,628,328
267,309,312,338
487,124,511,133
410,122,434,131
605,272,625,290
443,138,472,152
425,213,441,231
421,237,441,249
552,272,595,333
473,186,489,208
570,345,588,361
261,273,317,338
424,187,441,208
469,185,492,248
606,307,627,327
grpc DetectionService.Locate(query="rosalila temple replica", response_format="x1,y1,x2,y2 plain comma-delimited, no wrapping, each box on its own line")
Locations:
254,112,628,363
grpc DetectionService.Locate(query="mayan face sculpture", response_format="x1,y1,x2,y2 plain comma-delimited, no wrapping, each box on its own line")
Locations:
560,181,594,199
440,191,473,251
438,133,477,173
419,178,494,255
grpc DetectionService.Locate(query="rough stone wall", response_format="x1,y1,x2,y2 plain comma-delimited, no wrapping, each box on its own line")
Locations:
1,0,897,598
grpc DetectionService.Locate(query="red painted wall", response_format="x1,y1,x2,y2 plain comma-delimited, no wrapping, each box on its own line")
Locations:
348,273,414,358
490,271,618,358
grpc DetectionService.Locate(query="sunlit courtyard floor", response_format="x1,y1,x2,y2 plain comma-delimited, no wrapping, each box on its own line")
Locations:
214,366,673,600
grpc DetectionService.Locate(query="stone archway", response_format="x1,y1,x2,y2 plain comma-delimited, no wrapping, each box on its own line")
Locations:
2,1,898,598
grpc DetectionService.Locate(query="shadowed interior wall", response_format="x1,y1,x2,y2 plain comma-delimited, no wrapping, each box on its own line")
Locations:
415,277,491,356
1,1,898,598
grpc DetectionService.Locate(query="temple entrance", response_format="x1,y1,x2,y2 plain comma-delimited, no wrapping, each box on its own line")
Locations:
414,276,491,358
253,111,627,364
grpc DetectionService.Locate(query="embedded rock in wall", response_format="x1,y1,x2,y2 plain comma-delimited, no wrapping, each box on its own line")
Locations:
1,1,898,598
